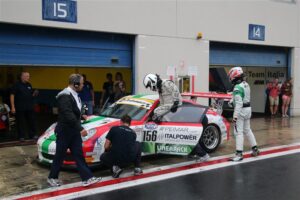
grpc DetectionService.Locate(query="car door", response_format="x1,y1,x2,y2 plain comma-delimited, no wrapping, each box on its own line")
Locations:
142,103,208,156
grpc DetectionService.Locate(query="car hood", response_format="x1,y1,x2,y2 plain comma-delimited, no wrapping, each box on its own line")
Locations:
39,115,120,142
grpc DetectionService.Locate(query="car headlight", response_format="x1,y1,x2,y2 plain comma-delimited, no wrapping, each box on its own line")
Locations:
82,128,97,142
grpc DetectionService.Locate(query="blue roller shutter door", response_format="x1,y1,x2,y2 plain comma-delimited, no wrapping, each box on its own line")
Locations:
0,23,132,67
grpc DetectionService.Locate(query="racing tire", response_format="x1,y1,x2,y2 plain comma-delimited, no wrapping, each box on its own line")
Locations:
200,124,221,153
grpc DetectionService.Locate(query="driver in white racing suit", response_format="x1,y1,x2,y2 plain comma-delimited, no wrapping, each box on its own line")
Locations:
143,74,182,122
143,73,209,161
228,67,260,161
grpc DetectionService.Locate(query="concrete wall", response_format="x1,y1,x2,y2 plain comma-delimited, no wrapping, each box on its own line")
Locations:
134,35,209,95
0,0,298,46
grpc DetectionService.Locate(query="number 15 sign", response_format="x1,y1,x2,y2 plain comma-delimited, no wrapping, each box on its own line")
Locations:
42,0,77,23
248,24,265,41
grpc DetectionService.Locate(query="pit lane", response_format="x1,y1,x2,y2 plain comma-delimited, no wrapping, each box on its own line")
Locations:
0,117,300,199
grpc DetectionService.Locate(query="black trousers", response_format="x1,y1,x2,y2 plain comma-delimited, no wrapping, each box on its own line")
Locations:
48,127,93,181
191,143,207,157
100,141,142,169
15,110,36,139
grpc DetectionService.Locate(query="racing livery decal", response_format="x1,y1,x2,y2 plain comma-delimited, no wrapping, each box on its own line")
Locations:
37,94,230,166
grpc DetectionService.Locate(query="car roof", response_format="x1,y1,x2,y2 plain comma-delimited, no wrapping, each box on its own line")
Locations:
117,94,200,108
116,94,158,108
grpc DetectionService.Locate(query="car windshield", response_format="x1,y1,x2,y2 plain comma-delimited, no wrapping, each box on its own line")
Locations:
100,103,148,120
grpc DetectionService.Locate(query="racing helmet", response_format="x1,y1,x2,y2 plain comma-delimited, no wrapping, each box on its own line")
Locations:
143,74,158,91
228,67,244,82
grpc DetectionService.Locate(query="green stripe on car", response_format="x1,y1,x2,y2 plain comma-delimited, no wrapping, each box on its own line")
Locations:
132,94,147,98
82,116,106,124
41,134,56,153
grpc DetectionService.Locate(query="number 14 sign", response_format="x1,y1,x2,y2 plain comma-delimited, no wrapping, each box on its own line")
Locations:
248,24,265,41
42,0,77,23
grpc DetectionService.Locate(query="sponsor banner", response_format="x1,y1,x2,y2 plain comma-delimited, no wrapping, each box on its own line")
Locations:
143,123,201,145
142,142,194,155
156,143,194,155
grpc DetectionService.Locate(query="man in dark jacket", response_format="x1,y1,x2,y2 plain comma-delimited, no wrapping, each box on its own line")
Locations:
10,71,38,141
47,74,101,187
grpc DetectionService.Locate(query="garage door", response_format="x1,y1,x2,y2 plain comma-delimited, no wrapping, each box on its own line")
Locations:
210,42,288,67
209,42,290,113
0,23,133,67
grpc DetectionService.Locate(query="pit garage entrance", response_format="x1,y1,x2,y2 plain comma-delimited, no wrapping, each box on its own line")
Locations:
0,23,134,143
209,42,290,114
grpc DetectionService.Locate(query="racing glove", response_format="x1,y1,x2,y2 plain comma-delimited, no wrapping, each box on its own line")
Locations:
170,101,179,113
152,114,161,123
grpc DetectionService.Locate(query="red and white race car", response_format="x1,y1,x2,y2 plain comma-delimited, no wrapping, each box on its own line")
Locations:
37,93,231,166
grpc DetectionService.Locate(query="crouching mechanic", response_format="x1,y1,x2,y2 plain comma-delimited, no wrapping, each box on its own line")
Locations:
100,115,143,178
143,74,182,122
228,67,260,161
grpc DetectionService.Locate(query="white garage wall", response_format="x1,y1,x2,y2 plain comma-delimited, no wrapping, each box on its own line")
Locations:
134,35,209,95
0,0,298,46
177,0,299,46
1,0,300,114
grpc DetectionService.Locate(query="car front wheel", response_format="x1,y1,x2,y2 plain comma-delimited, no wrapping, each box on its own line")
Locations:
200,124,221,153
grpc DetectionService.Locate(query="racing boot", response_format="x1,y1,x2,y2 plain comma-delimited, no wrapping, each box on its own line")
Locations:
251,146,260,157
230,151,243,162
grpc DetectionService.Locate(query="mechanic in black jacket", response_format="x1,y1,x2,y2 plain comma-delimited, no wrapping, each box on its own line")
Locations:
100,115,143,178
47,74,101,187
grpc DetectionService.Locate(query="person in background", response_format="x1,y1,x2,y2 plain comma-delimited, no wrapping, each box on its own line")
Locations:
79,74,95,115
100,73,114,110
10,71,38,141
227,66,260,161
281,77,293,118
47,74,101,187
100,115,143,178
114,72,126,102
267,78,281,117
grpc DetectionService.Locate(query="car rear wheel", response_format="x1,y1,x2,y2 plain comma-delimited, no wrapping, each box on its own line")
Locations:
200,124,221,153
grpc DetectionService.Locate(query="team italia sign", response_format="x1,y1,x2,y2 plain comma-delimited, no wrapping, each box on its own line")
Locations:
42,0,77,23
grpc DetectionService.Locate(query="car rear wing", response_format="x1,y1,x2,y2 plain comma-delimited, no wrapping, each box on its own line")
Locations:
181,92,232,115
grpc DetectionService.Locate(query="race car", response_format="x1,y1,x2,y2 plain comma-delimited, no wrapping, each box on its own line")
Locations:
0,103,10,132
37,93,231,166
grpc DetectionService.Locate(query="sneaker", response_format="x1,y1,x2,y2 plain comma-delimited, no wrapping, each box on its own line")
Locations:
112,165,123,178
47,178,61,187
251,148,260,157
133,167,143,176
82,177,102,187
229,153,243,162
197,154,210,162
